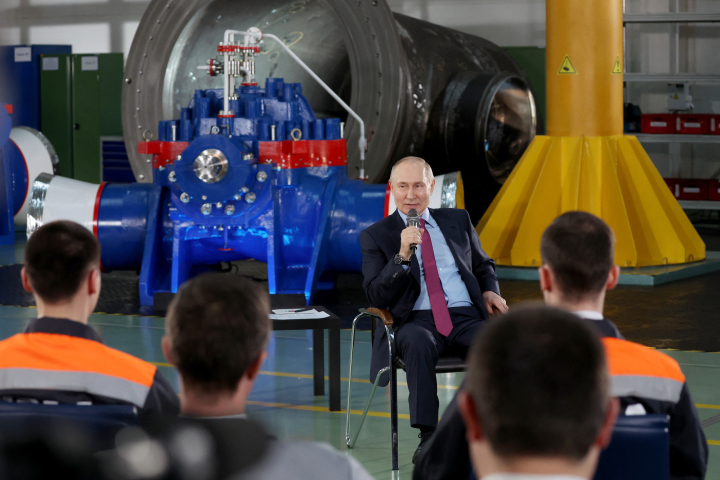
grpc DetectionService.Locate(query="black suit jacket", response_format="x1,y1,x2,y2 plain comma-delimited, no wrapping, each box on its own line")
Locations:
360,208,500,385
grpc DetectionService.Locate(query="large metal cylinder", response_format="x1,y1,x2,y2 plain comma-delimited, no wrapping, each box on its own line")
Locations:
123,0,537,221
546,0,623,136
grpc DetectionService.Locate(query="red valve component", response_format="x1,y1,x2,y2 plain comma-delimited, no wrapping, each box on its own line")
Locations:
241,83,258,87
217,45,236,53
236,46,261,53
217,114,235,118
138,141,190,169
259,139,347,169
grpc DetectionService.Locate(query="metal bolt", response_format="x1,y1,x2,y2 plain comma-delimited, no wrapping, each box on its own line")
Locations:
159,165,165,171
125,78,132,84
168,171,176,182
216,202,222,208
241,186,249,193
242,153,254,161
202,195,207,200
225,205,235,215
180,192,190,203
234,193,242,200
201,203,212,215
176,154,182,161
139,174,145,180
256,171,268,182
218,226,224,231
210,126,220,134
146,158,151,163
245,192,256,204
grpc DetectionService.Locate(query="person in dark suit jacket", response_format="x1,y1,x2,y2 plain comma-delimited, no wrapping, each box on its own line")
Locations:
413,211,708,480
360,157,508,462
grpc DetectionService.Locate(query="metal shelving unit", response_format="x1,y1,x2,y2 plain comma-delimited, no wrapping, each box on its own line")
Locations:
624,6,720,210
677,200,720,210
624,73,720,83
624,13,720,23
634,134,720,144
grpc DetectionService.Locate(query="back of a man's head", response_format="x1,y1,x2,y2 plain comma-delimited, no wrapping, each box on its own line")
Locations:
165,274,270,395
540,211,615,300
465,305,610,462
25,221,100,304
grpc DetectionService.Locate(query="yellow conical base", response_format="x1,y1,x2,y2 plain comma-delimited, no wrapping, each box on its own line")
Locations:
476,135,705,267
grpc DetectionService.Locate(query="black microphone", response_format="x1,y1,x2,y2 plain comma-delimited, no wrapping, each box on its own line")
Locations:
407,208,420,253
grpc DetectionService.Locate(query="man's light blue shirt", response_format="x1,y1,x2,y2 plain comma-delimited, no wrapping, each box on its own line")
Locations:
398,209,473,311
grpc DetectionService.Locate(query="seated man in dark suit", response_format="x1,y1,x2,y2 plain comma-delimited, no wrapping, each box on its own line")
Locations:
360,156,508,461
459,305,619,480
414,211,708,480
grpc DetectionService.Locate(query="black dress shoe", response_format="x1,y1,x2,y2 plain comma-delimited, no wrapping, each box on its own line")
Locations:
412,431,434,464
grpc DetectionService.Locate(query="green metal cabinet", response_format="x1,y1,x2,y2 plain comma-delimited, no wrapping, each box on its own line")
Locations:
40,53,123,183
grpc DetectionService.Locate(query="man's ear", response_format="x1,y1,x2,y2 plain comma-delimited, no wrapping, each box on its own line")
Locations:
245,351,267,382
88,268,100,296
161,336,175,366
539,265,553,293
458,391,484,442
429,177,436,195
20,266,33,293
606,265,620,291
596,397,620,449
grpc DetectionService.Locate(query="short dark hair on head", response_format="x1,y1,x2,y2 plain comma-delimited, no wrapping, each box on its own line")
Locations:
540,211,615,300
166,274,271,395
466,305,609,460
25,220,101,304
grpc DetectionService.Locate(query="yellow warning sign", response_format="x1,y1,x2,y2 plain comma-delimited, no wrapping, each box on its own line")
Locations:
612,56,623,74
558,55,577,75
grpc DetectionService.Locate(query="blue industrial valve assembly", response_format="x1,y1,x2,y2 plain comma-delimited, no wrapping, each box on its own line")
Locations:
27,28,464,306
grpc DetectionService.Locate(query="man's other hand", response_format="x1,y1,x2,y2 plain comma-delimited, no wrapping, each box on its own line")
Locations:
483,291,508,316
399,226,424,260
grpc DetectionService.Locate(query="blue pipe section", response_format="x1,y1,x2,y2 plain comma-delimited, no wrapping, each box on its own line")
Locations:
96,183,155,271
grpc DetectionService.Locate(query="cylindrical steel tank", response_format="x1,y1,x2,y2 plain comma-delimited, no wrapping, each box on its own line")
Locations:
124,0,537,221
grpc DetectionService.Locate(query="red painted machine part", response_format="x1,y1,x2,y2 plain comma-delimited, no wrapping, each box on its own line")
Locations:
137,141,190,169
258,139,347,169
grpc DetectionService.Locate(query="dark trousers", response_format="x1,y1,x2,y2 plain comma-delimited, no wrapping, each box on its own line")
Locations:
395,306,485,429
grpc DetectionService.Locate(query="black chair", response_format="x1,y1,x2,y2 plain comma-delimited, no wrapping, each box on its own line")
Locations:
345,308,466,473
467,414,671,480
594,414,670,480
0,402,139,452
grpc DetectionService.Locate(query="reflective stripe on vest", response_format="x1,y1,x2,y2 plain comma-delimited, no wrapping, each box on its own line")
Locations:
0,333,157,407
603,337,685,404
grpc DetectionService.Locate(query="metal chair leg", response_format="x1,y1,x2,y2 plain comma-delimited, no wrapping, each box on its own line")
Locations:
345,312,401,473
391,361,399,471
346,312,390,448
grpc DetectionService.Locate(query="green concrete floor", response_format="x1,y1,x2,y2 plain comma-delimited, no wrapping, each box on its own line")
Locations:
1,239,720,478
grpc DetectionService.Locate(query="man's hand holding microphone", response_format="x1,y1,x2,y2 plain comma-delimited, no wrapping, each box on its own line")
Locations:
399,208,423,261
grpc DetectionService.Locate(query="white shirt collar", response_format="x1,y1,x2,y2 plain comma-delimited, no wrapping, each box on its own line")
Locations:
483,474,586,480
397,208,431,226
573,310,604,321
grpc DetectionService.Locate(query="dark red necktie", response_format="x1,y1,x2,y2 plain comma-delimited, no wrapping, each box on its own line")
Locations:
420,219,453,336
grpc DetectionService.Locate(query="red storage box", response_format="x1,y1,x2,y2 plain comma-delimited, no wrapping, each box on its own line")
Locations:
709,115,720,135
641,114,676,134
709,180,720,201
664,178,709,200
677,114,710,135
